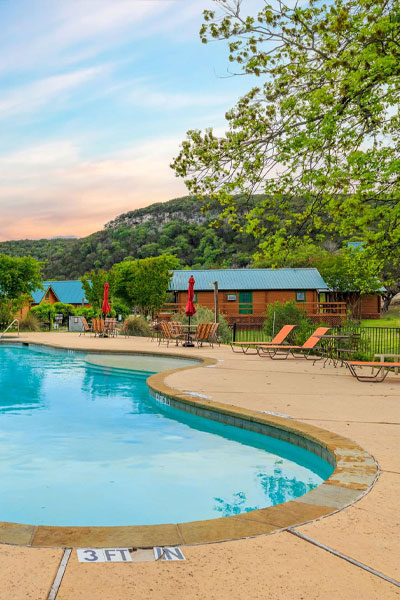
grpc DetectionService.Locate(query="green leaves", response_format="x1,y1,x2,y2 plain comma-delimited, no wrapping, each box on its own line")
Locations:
80,269,116,314
0,254,43,300
112,254,180,316
173,0,400,270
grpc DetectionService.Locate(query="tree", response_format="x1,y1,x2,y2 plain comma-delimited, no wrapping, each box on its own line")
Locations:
379,259,400,312
256,242,384,315
317,247,384,317
0,254,43,326
80,269,116,315
30,302,56,327
0,254,43,299
113,254,180,317
172,0,400,269
253,242,330,269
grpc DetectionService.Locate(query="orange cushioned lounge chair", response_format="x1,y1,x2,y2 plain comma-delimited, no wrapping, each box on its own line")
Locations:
256,326,331,360
345,360,400,382
231,324,297,354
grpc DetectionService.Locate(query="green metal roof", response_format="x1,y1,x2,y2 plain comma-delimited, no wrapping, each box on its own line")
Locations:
31,286,48,304
347,241,365,250
31,281,88,305
169,269,328,291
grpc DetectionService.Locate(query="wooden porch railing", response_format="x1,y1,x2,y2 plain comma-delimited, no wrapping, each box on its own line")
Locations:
159,301,347,319
303,302,347,316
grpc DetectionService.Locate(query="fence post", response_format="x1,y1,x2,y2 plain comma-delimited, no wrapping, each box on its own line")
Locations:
48,310,52,332
232,322,237,342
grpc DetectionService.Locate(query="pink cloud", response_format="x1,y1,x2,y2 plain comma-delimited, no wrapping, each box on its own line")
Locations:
0,137,188,241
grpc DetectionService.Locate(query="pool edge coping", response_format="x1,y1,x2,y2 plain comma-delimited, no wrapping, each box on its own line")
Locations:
0,340,379,548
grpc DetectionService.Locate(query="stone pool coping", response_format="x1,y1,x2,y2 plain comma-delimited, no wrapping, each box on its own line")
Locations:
0,340,378,548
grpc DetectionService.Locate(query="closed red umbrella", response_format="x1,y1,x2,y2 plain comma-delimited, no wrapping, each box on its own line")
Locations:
183,276,196,347
102,282,111,315
185,276,196,317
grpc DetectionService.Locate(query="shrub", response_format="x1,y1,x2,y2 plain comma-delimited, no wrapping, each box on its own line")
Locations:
30,303,56,327
74,306,99,320
53,302,76,318
20,312,40,331
176,305,231,343
112,299,130,320
352,350,373,361
264,300,317,345
122,315,151,337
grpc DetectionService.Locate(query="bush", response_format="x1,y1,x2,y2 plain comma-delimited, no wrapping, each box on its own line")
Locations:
122,315,151,337
20,312,40,331
176,305,231,343
112,299,130,320
30,303,56,327
352,350,373,361
74,306,98,320
53,302,76,318
264,300,317,345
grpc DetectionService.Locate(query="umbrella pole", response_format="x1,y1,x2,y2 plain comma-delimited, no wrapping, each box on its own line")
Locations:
101,312,108,338
183,315,194,347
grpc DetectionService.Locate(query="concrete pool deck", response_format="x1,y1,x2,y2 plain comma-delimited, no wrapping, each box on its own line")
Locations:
0,331,399,599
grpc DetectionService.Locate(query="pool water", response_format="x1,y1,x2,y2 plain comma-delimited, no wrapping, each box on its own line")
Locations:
0,344,333,527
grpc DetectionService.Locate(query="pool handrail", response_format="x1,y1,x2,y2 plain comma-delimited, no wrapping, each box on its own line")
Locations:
0,319,19,339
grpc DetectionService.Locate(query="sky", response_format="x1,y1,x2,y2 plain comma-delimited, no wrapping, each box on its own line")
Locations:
0,0,262,241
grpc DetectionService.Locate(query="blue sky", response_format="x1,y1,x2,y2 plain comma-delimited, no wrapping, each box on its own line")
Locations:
0,0,261,240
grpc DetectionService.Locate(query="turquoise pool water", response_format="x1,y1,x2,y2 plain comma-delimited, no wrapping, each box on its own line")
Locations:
0,344,333,527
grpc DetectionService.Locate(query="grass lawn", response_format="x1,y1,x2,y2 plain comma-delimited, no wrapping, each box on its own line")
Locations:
361,304,400,328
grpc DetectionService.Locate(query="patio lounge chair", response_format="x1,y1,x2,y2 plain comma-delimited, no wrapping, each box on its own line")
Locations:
209,322,220,346
92,318,105,337
345,360,400,382
169,321,185,341
158,321,182,346
195,323,214,347
256,326,331,360
105,317,118,337
149,320,161,342
79,317,92,336
230,324,297,354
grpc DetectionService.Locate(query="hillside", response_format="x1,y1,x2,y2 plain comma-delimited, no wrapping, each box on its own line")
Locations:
0,196,259,279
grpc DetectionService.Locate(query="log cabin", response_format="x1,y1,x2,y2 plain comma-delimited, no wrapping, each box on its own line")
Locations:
162,268,381,325
20,280,89,318
23,270,381,325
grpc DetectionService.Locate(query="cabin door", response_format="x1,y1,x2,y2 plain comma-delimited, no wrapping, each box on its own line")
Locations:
239,292,253,314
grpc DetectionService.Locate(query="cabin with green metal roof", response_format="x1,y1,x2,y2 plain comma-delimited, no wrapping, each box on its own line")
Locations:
27,268,381,324
30,280,89,307
165,268,349,324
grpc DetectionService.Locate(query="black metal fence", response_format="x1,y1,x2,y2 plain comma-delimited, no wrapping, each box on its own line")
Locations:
354,327,400,355
232,322,266,343
231,322,400,356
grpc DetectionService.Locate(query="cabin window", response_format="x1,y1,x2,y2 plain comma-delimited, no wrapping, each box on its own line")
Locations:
295,290,306,303
226,294,237,301
239,291,253,314
193,292,198,303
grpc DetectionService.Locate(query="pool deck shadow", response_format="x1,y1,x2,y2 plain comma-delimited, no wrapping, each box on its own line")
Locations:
0,332,398,600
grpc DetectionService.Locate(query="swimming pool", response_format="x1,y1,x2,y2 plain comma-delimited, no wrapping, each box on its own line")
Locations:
0,344,333,527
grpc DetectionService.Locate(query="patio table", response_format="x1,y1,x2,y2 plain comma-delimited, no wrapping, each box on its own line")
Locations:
314,334,352,367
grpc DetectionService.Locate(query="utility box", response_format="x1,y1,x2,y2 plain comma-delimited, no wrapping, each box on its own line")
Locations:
69,316,85,332
54,314,63,329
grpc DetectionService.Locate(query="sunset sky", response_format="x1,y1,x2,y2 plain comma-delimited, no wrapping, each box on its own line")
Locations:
0,0,260,241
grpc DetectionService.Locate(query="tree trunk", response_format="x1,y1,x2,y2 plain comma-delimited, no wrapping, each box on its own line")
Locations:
381,291,396,313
